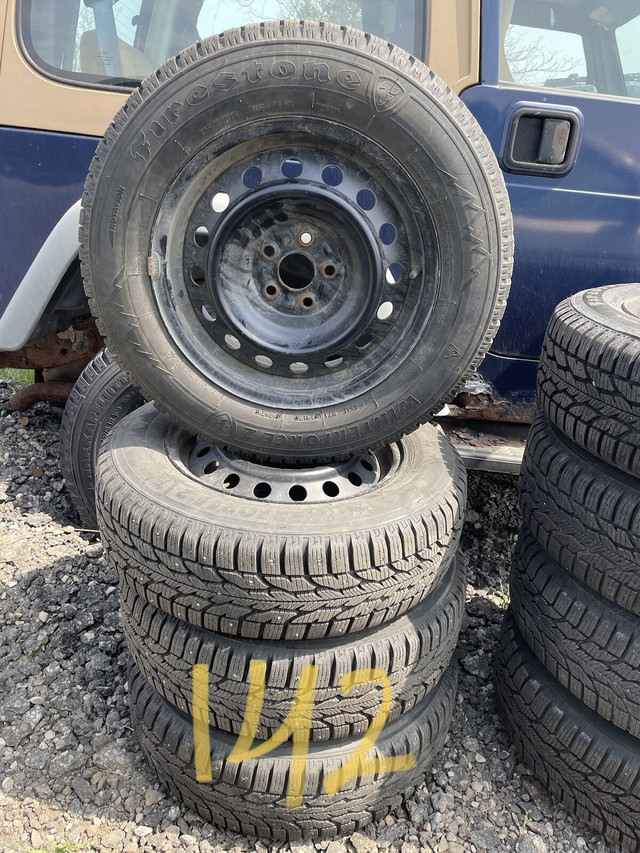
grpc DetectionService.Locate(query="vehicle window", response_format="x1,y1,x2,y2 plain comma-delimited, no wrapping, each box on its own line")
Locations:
504,23,588,90
19,0,425,90
616,14,640,98
500,0,640,101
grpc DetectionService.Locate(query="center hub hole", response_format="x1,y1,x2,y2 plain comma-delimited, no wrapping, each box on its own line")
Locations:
278,253,315,291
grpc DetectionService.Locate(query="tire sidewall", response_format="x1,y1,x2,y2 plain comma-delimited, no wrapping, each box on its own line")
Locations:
99,404,465,538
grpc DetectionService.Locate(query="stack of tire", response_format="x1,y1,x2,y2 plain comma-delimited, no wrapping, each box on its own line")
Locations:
69,22,513,841
496,283,640,851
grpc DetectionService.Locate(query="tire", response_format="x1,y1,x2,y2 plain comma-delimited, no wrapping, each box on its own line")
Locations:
538,283,640,477
59,349,144,527
129,661,457,841
511,529,640,739
121,555,465,742
496,617,640,852
96,404,466,641
519,411,640,615
80,21,513,464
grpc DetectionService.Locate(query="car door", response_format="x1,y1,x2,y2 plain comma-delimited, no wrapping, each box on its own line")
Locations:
460,0,640,401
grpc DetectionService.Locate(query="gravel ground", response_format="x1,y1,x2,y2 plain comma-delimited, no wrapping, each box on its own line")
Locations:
0,379,615,853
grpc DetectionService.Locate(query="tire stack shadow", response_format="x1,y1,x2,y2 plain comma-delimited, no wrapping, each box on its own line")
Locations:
495,283,640,851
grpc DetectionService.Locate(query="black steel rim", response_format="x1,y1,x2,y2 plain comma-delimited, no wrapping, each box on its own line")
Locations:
150,129,437,408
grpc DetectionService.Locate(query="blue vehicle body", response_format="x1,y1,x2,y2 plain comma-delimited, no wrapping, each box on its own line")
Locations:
0,127,96,293
1,0,639,416
460,0,640,406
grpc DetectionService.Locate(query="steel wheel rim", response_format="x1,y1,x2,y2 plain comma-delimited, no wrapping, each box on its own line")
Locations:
151,127,437,408
167,429,402,504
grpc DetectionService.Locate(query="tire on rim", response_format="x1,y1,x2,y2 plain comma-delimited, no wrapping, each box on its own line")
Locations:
81,21,513,463
96,404,466,641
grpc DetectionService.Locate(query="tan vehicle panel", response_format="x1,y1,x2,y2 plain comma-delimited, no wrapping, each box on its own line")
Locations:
0,0,479,138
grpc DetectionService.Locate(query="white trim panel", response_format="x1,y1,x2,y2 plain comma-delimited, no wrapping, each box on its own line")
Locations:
0,200,81,351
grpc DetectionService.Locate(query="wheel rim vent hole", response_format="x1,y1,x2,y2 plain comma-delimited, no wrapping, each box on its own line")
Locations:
322,165,343,186
360,458,374,472
253,482,272,499
194,226,209,247
202,305,216,322
282,158,303,179
289,485,307,502
204,460,219,475
386,264,402,285
357,189,376,211
196,446,211,459
212,192,230,213
322,482,340,498
325,356,343,369
224,474,240,489
243,167,263,188
377,302,394,321
348,472,363,487
191,266,205,286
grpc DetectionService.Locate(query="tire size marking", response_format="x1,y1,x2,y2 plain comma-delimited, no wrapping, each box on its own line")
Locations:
193,662,416,807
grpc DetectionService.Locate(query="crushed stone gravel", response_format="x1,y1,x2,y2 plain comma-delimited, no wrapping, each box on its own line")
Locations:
0,380,614,853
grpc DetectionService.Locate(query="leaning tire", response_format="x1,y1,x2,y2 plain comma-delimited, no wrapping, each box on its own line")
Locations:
80,21,512,463
129,661,457,841
59,349,144,527
496,617,640,852
538,283,640,477
519,411,640,615
97,404,466,641
121,555,465,742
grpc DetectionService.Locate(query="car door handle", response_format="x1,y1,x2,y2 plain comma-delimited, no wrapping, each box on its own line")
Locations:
502,103,583,177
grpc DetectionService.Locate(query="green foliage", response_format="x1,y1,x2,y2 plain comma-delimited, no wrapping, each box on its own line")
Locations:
26,842,90,853
0,368,35,386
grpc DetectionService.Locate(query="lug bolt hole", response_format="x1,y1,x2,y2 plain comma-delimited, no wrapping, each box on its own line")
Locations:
320,263,338,279
297,230,314,247
261,244,278,260
301,295,316,311
263,283,280,300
